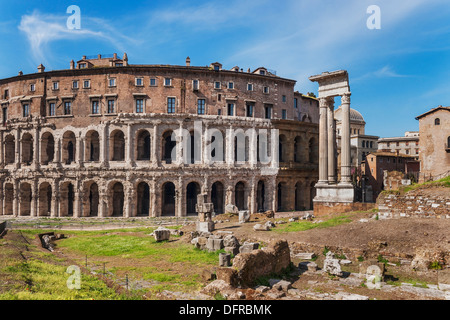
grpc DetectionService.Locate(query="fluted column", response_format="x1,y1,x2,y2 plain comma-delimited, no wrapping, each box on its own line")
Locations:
318,97,329,184
340,93,352,184
327,99,336,184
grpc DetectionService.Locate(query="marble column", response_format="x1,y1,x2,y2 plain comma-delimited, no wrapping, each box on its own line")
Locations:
327,99,336,184
318,97,329,184
340,92,352,184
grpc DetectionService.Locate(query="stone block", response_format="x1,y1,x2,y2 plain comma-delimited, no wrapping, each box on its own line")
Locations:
207,237,224,252
225,204,239,215
196,221,215,233
294,252,316,260
219,253,231,267
239,242,259,253
253,223,270,231
153,227,170,242
238,210,250,223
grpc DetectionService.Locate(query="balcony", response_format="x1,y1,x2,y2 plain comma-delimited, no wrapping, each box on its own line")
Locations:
445,143,450,153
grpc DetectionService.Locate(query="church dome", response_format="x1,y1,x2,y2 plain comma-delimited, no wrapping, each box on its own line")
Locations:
334,106,365,123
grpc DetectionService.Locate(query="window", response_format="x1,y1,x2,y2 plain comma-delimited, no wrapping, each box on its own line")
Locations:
2,107,7,125
64,101,72,115
294,98,298,109
91,101,100,114
435,118,440,125
135,78,143,86
415,149,419,154
282,95,286,103
192,80,199,91
263,86,269,94
52,82,59,90
264,105,272,119
247,83,253,91
49,102,55,116
218,109,222,115
214,65,220,71
30,84,35,92
282,109,287,119
214,81,221,89
362,141,366,148
387,142,390,147
83,80,90,88
79,63,87,69
246,104,254,117
150,78,157,87
108,78,116,87
115,63,123,67
164,78,172,86
167,97,175,113
396,142,399,147
406,142,409,146
4,89,9,99
107,99,116,114
228,82,234,89
370,141,373,148
406,149,409,155
259,70,266,75
136,99,144,113
197,99,205,115
22,104,30,117
72,80,79,89
227,103,234,116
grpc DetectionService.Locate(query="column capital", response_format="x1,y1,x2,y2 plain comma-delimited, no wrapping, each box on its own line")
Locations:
341,92,351,104
319,96,335,108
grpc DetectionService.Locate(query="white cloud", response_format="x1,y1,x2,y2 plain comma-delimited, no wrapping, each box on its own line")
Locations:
18,10,135,66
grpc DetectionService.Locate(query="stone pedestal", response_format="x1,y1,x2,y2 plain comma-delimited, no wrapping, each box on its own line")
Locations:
196,221,215,233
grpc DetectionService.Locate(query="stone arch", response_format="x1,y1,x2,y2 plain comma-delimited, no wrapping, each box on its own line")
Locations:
186,181,200,216
40,131,55,164
277,181,289,212
162,130,176,164
235,181,248,210
309,137,318,164
136,129,151,161
85,130,100,162
136,181,150,216
211,181,225,214
295,181,304,211
278,134,287,163
162,181,176,216
234,132,249,162
294,136,303,163
4,134,15,164
207,128,225,163
110,129,125,161
82,181,99,217
60,181,75,216
108,181,124,217
19,182,32,216
257,180,266,212
38,182,52,217
62,131,76,165
21,132,33,165
4,182,14,215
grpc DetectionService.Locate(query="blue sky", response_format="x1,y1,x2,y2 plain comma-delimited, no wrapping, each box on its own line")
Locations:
0,0,449,138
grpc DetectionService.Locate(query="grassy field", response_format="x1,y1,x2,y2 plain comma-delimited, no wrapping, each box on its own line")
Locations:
271,214,353,233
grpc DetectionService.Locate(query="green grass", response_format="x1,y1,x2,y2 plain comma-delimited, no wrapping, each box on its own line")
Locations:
272,214,352,233
0,257,129,300
397,175,450,194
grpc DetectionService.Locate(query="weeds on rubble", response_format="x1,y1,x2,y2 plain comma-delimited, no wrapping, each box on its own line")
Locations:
272,214,352,234
377,254,389,265
428,261,442,270
254,262,296,287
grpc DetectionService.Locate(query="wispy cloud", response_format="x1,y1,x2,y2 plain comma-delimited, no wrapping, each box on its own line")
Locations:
18,10,136,66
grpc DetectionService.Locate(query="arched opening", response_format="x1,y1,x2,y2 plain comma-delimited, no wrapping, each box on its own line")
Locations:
111,182,124,217
40,132,54,164
60,182,75,216
186,182,200,216
110,130,125,161
435,118,440,126
85,130,100,162
295,182,304,211
162,131,176,164
38,183,52,217
234,133,249,162
235,181,247,210
21,133,33,165
19,183,32,216
62,131,76,165
279,134,287,162
294,136,303,163
137,130,151,161
162,182,176,216
309,137,318,164
257,180,265,212
211,181,224,214
4,135,15,164
277,183,283,212
208,129,224,163
137,182,150,216
89,183,99,217
4,183,14,215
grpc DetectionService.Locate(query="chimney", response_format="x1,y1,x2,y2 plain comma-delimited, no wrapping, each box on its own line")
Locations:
113,53,117,60
123,52,128,66
18,71,23,76
70,60,75,70
82,55,86,60
186,56,191,67
37,64,45,73
98,54,102,59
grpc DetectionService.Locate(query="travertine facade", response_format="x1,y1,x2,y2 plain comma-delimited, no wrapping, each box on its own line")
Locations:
415,106,450,180
0,54,319,218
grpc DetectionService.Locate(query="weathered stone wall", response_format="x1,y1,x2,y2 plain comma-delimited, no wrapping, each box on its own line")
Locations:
377,188,450,219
